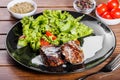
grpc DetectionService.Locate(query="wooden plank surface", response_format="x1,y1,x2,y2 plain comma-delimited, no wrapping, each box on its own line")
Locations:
0,61,113,80
0,62,119,80
1,0,117,7
0,0,74,7
0,50,14,65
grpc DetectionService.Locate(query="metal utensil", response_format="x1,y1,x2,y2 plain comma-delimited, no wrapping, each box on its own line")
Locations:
78,54,120,80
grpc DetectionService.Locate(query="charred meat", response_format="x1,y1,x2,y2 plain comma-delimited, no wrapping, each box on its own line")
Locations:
40,40,84,67
61,40,84,64
40,45,64,67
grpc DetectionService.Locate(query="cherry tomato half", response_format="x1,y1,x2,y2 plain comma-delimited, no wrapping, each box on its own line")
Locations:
46,31,57,40
119,6,120,9
46,31,53,37
96,3,108,16
107,0,119,11
111,8,120,18
102,11,113,19
40,39,50,46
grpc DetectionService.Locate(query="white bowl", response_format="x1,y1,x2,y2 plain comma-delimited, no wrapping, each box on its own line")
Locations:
73,0,96,14
95,11,120,25
7,0,37,19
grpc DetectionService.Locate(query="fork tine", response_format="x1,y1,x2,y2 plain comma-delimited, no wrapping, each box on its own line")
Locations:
111,56,120,67
111,60,120,71
110,54,120,71
109,54,120,66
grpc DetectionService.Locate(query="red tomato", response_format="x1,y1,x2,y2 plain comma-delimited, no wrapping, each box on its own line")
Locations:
102,11,113,19
107,0,119,10
40,39,49,46
52,36,57,40
119,5,120,8
111,8,120,18
96,3,108,16
46,31,52,37
46,31,57,40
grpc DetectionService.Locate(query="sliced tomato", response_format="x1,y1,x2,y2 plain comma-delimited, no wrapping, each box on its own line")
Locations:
40,39,49,46
111,8,120,18
52,35,57,40
102,11,113,19
46,31,57,40
118,2,120,9
107,0,119,10
96,3,108,16
46,31,52,37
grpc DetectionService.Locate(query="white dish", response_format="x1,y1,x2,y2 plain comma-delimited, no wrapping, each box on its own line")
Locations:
73,0,96,14
95,11,120,25
7,0,37,19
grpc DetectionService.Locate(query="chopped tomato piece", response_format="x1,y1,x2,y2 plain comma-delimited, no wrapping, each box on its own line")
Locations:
102,11,113,19
52,35,57,40
96,3,108,16
46,31,57,40
46,31,52,37
40,39,50,46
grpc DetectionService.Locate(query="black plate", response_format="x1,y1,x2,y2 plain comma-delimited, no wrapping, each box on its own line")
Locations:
6,11,116,73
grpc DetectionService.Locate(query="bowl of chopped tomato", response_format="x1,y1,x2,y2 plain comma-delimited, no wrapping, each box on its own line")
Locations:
95,0,120,25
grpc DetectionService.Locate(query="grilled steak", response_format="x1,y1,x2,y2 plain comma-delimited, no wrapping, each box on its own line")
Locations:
61,40,84,64
40,45,64,67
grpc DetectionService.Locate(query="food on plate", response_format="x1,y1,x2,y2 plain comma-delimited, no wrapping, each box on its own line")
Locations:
16,10,95,67
40,45,64,67
61,40,84,64
34,36,103,67
9,2,34,14
18,10,93,51
31,35,104,67
40,40,84,67
96,0,120,19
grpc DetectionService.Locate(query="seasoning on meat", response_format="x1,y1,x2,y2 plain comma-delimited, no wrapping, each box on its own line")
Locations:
61,40,84,64
10,2,34,14
40,45,64,67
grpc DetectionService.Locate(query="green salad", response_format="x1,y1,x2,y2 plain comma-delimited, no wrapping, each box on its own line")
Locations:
18,10,93,51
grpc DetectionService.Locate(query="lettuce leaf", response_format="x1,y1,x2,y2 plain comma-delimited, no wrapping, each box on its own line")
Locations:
18,10,93,50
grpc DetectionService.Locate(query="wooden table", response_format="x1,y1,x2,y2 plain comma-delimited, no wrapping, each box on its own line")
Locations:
0,0,120,80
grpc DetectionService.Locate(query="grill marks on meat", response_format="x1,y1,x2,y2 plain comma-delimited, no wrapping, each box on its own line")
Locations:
40,40,84,67
61,40,84,64
40,45,64,67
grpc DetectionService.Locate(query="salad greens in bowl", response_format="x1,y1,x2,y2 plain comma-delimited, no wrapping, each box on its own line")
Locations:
6,10,116,73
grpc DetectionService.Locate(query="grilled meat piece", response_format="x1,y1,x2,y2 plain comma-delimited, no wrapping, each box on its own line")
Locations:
61,40,84,64
40,45,64,67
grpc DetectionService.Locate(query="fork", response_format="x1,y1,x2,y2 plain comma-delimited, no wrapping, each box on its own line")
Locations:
78,54,120,80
